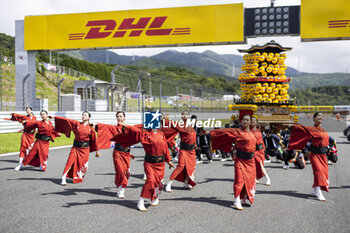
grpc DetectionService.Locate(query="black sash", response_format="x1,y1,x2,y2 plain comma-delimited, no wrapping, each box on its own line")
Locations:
236,148,254,160
256,144,264,151
114,143,130,152
145,154,165,163
180,142,195,151
311,146,328,154
23,129,35,134
73,140,90,148
35,134,51,141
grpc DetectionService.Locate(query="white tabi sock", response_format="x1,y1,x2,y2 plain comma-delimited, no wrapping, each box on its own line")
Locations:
61,177,67,186
19,157,24,163
137,197,147,212
166,181,173,192
150,198,159,206
315,186,326,201
61,172,67,185
14,163,22,171
234,196,243,210
118,186,125,198
309,187,317,197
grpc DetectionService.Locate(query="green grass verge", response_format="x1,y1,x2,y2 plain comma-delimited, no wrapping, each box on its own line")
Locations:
0,133,74,154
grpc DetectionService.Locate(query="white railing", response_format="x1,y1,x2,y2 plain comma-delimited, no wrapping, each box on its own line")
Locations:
0,111,142,134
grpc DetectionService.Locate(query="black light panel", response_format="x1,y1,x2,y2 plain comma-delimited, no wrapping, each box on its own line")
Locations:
244,6,300,37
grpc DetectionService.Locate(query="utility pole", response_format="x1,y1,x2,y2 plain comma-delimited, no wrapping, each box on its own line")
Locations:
159,80,162,113
190,88,192,111
159,77,166,113
176,85,179,114
201,89,204,113
111,65,119,111
57,77,64,111
148,73,152,98
85,82,90,111
211,90,214,113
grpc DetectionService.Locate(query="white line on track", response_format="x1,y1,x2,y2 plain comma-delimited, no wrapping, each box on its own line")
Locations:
0,145,71,157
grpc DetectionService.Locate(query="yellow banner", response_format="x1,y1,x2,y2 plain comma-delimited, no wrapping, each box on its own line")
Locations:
301,0,350,41
298,106,316,112
24,4,244,50
316,106,334,112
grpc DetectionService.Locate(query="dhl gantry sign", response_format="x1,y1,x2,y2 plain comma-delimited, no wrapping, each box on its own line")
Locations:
301,0,350,41
24,4,244,50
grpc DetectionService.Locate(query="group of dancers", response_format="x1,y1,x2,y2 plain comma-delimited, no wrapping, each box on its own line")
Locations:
8,108,332,211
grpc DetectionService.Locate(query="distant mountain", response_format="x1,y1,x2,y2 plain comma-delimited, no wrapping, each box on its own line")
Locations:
290,73,350,91
62,50,145,65
150,50,239,78
130,57,215,76
67,49,301,79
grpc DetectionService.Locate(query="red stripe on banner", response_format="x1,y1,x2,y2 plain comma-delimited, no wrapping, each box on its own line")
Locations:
328,20,350,23
329,23,348,25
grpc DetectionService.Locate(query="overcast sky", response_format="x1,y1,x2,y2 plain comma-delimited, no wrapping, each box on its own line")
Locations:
1,0,350,74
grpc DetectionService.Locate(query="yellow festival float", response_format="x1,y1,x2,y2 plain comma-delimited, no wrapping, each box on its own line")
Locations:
230,41,298,131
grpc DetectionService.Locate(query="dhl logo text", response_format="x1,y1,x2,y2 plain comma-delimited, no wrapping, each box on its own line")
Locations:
328,20,350,28
69,16,190,40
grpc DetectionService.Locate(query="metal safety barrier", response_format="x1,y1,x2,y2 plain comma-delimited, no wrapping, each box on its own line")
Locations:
0,111,142,134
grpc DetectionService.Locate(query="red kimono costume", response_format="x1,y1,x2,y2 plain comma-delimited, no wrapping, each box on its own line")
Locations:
288,124,329,191
111,125,171,201
210,128,257,204
251,128,266,180
55,116,97,183
97,123,132,188
161,120,197,187
7,114,37,158
22,120,57,171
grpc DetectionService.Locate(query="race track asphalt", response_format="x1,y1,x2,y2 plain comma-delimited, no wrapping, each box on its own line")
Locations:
0,117,349,233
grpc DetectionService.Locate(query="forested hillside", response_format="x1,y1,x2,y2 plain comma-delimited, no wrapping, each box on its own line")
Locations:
1,32,349,104
290,86,350,105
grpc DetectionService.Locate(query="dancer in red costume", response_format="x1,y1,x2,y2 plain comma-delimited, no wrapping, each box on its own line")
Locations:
163,110,197,192
7,107,37,163
54,111,98,185
210,114,257,210
14,110,59,172
251,116,271,186
110,124,173,212
288,112,330,201
96,111,134,198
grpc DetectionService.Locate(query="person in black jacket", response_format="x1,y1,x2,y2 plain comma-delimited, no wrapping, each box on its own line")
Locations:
281,129,305,170
191,114,213,164
195,127,213,164
264,129,284,163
